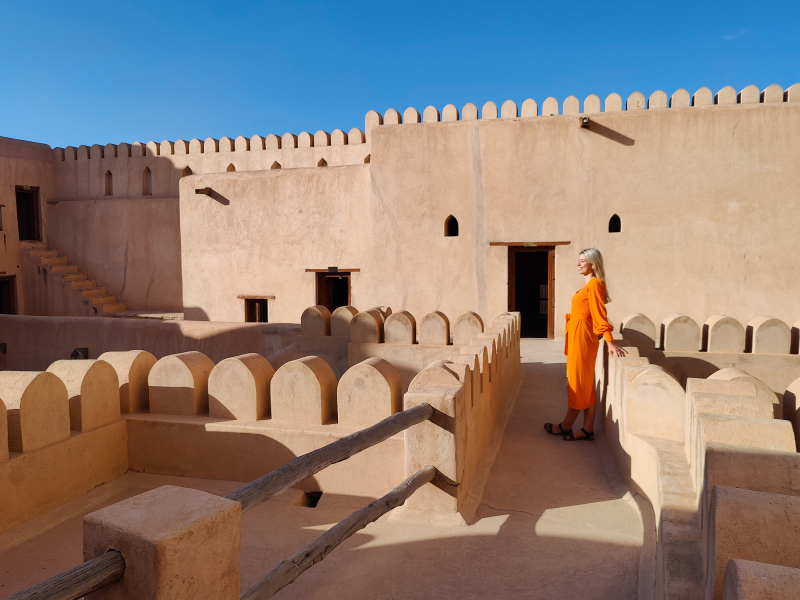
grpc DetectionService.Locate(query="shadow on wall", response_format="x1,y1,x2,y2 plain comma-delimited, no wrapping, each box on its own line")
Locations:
184,306,210,321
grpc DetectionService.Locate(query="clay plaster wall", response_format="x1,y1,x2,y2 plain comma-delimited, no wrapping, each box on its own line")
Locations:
176,101,800,332
180,166,371,322
0,315,298,371
0,137,55,314
44,198,182,311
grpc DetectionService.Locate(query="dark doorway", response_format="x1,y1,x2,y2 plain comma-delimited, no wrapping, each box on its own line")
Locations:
0,277,17,314
509,247,554,338
15,187,41,241
244,299,269,322
316,272,351,312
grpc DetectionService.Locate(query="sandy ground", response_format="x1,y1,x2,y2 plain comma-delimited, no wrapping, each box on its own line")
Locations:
0,339,644,599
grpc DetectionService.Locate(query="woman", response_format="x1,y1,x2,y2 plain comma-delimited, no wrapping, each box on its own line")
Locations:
544,248,627,441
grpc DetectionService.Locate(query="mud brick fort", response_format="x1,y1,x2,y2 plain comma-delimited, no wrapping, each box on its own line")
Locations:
1,83,800,599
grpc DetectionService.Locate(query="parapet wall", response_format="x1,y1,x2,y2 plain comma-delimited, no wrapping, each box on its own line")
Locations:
49,82,799,203
600,309,800,598
1,307,521,533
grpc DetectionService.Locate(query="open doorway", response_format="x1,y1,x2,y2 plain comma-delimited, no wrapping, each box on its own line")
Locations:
0,277,17,314
316,272,351,312
508,246,554,338
15,186,41,241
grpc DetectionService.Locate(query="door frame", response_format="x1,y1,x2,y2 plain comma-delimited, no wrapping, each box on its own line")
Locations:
14,185,42,242
508,246,555,339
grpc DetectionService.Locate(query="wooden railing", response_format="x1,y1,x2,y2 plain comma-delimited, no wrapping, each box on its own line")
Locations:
3,403,437,600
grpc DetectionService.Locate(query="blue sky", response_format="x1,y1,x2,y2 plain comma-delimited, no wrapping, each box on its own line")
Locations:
0,0,797,148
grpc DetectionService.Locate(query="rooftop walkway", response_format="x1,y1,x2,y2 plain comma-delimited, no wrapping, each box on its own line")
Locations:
0,339,647,599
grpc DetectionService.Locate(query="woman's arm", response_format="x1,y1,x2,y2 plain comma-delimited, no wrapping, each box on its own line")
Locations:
587,279,627,357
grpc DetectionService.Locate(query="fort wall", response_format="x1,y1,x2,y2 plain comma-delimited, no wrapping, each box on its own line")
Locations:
0,307,521,534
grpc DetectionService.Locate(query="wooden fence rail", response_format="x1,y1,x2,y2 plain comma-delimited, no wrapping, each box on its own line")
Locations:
241,465,437,600
4,550,125,600
4,403,437,600
226,402,434,512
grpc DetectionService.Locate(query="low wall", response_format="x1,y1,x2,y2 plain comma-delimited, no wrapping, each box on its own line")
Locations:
0,306,521,538
599,310,800,599
0,315,298,371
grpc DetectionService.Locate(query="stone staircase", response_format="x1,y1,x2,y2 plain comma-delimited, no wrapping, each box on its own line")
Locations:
27,242,126,315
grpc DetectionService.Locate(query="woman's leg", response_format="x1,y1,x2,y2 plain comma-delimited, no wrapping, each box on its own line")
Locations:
582,404,596,433
560,407,581,431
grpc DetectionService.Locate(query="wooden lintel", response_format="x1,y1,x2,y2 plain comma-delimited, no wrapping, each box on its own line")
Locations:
237,294,276,300
305,268,360,273
490,241,571,247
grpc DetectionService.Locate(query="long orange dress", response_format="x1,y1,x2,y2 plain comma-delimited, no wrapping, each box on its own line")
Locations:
564,277,614,410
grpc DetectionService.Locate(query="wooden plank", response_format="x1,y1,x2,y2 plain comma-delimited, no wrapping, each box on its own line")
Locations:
304,268,360,272
490,241,570,247
241,466,437,600
6,550,125,600
225,403,434,512
236,295,276,300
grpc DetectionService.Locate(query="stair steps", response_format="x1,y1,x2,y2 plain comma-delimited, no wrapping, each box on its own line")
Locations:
91,295,117,306
70,279,96,289
28,248,127,316
81,287,107,298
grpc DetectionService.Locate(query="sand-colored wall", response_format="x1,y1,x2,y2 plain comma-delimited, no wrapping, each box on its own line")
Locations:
44,198,182,312
0,315,298,371
175,101,800,331
180,166,372,322
0,136,55,314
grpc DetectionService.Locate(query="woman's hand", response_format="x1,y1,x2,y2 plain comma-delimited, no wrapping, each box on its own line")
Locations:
607,341,628,358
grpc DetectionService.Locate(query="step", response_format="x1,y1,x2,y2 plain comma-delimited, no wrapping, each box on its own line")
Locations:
70,279,96,289
51,264,78,274
102,302,127,314
91,295,117,306
41,256,68,266
27,242,47,250
30,249,57,258
62,273,88,282
81,287,107,298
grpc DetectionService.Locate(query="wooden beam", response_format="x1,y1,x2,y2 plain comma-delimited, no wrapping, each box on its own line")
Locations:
194,187,212,195
6,550,125,600
241,466,436,600
490,241,571,247
225,403,434,512
236,295,276,300
305,268,360,273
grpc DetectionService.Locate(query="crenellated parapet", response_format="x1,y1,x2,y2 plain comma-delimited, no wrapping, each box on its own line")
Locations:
619,312,798,355
369,83,800,129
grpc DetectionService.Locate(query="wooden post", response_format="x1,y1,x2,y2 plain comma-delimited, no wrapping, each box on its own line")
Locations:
241,466,436,600
226,403,434,511
5,550,124,600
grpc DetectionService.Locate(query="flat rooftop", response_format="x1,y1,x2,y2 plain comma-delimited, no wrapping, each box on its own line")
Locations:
0,340,644,599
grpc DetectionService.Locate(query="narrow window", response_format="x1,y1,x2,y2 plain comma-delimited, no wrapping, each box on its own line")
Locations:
271,161,281,170
317,158,327,167
182,166,192,177
104,171,113,196
363,154,370,164
609,214,621,233
142,167,152,195
226,164,236,172
444,215,458,237
245,299,269,322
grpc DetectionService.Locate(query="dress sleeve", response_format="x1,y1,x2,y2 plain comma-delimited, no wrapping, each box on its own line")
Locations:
588,279,614,343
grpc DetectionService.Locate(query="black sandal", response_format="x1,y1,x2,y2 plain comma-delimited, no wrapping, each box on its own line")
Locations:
564,428,594,441
544,423,572,436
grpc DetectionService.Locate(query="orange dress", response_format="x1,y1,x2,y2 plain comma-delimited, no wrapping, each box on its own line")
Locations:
564,277,614,410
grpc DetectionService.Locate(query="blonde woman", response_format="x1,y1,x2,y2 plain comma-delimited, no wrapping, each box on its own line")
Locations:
544,248,627,441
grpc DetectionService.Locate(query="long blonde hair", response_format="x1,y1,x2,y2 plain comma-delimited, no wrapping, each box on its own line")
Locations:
580,248,611,303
